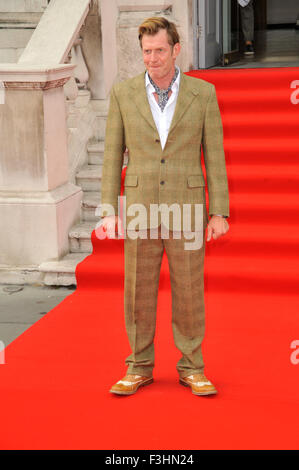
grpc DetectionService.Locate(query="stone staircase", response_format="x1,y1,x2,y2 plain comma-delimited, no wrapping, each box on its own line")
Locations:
39,139,105,286
38,129,130,287
0,1,116,287
0,4,112,287
0,3,45,63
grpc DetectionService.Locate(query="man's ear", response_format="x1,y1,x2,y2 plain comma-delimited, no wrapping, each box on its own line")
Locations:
173,42,181,59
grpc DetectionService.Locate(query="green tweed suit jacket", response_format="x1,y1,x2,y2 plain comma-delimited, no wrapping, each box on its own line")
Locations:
100,71,229,232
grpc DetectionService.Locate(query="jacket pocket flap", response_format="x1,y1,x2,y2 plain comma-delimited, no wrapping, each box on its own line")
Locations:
124,175,138,187
187,175,205,188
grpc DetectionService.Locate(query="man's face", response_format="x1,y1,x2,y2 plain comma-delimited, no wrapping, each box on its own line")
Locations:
141,29,180,82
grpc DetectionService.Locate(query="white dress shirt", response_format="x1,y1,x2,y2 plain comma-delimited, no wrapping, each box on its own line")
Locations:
145,67,180,150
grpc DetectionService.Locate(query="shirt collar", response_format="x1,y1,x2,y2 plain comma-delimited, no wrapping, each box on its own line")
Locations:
145,66,181,94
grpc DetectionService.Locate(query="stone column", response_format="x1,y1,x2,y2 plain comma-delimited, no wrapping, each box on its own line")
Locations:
0,63,82,267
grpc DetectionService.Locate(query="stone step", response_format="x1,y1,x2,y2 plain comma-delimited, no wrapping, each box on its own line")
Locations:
0,21,38,28
87,140,104,165
90,99,109,116
82,191,101,221
0,47,24,63
69,221,97,253
0,0,47,14
87,141,129,167
0,26,35,48
91,100,108,140
76,164,102,191
0,13,43,23
39,253,88,286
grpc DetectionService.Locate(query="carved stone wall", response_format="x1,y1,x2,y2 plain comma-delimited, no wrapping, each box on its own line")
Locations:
100,0,193,91
116,1,193,83
116,6,173,82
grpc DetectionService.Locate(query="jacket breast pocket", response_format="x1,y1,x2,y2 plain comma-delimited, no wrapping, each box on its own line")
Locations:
124,175,138,187
187,175,205,188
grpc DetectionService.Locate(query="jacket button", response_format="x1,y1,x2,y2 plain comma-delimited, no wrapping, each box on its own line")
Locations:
155,139,160,143
160,180,165,185
161,159,165,163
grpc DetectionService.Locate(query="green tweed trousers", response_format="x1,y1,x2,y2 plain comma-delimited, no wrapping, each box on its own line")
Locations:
124,226,206,379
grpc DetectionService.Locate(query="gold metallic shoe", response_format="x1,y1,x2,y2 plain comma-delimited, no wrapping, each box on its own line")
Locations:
110,374,153,395
179,373,217,396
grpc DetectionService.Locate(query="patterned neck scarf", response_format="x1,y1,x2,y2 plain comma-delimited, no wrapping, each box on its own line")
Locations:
148,66,179,112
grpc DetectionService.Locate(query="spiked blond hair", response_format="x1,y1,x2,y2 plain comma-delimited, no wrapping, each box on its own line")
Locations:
138,17,180,48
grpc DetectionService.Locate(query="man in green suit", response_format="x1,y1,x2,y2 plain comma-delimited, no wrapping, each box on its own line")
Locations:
100,17,229,396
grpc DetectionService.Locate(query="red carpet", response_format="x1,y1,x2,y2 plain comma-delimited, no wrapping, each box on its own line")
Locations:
1,67,299,450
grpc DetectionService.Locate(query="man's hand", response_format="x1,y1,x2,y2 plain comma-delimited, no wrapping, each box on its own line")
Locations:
207,215,229,242
101,215,124,239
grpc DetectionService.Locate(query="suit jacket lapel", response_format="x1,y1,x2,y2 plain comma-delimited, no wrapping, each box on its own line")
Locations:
129,71,199,144
130,72,158,134
168,72,199,137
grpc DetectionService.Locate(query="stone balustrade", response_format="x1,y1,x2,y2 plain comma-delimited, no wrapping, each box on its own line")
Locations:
0,64,83,267
0,0,97,275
